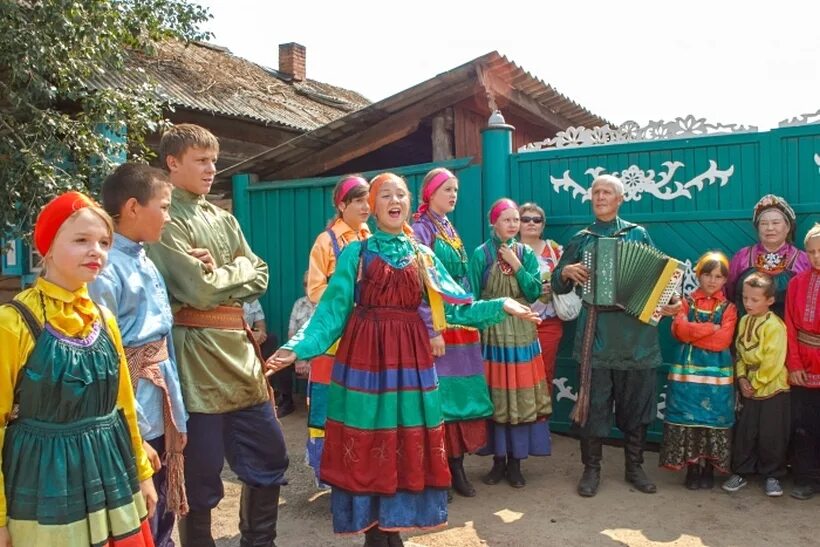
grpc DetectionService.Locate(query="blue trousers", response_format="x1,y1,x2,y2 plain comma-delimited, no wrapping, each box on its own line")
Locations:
147,435,175,547
184,402,289,511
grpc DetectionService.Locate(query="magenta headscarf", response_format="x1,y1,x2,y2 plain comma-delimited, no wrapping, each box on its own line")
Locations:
489,198,518,224
413,169,456,221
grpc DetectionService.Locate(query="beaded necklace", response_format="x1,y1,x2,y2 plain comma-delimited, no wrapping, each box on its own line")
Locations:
426,211,468,264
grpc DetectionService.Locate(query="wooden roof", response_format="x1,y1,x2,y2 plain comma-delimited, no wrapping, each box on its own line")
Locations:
94,40,371,131
220,51,608,180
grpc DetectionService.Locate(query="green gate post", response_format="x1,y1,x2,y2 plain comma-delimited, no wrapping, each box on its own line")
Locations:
481,111,515,237
232,173,256,234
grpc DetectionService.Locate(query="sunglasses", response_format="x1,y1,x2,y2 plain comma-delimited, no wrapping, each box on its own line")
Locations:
520,216,544,224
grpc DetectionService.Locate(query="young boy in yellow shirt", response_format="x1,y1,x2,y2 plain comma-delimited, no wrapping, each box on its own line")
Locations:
723,272,790,496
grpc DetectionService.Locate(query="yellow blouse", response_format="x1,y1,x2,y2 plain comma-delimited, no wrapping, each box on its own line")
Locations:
306,218,370,304
735,311,790,399
0,278,152,526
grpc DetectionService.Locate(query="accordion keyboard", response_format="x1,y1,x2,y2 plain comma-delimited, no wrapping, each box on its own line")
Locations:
581,238,684,326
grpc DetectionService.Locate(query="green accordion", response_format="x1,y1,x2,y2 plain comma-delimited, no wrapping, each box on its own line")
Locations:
581,237,684,326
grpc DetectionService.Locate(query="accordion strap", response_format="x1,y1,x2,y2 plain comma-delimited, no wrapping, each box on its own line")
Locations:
571,303,597,427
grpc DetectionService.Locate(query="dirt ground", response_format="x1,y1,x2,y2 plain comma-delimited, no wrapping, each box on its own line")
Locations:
197,401,818,547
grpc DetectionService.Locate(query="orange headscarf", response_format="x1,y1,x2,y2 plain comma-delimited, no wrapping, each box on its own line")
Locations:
368,172,415,238
369,172,463,330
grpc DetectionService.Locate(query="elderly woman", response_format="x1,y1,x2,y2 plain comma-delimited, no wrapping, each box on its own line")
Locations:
518,202,564,396
727,194,809,317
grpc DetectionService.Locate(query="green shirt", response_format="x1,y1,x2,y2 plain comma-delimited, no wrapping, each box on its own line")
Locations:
468,236,543,304
552,217,663,370
284,229,508,360
411,212,470,290
147,188,270,413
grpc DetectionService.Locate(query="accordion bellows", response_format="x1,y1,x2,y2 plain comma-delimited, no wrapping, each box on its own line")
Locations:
582,238,684,326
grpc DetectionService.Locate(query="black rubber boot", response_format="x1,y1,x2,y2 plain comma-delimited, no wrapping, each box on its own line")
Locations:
577,437,602,497
386,531,405,547
449,456,476,497
364,527,390,547
482,456,507,485
699,462,714,490
239,484,281,547
685,464,700,490
276,395,295,418
624,427,657,494
179,509,215,547
505,457,526,488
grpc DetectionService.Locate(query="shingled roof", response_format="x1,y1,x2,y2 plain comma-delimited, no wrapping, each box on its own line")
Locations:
221,51,609,180
94,40,370,131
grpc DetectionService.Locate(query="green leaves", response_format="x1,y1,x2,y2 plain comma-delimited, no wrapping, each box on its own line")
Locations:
0,0,211,238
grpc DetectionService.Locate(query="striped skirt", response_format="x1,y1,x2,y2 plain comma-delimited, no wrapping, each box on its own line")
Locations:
4,410,153,546
481,313,552,459
436,326,493,457
320,306,449,534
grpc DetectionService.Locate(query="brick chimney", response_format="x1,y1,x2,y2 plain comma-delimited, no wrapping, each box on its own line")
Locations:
279,43,306,82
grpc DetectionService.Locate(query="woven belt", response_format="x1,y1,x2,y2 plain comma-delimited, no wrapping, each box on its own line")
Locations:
124,337,188,516
797,330,820,348
174,305,245,330
174,305,279,415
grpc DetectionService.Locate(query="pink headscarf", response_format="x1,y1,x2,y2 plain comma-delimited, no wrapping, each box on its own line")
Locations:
413,169,455,221
334,176,368,206
489,198,518,225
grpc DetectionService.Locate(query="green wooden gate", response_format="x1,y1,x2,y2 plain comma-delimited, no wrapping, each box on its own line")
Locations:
233,157,483,347
234,117,820,442
509,121,820,441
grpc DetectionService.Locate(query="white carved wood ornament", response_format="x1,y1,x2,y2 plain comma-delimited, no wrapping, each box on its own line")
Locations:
520,116,757,151
779,109,820,128
550,161,734,202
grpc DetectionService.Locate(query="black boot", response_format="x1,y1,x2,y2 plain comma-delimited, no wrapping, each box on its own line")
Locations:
179,509,215,547
449,456,476,497
386,531,405,547
577,437,602,497
624,427,657,494
685,464,700,490
239,484,281,547
364,527,389,547
483,456,506,485
699,462,714,489
276,395,295,418
505,457,526,488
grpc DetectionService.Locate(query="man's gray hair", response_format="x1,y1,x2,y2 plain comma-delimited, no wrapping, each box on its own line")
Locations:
590,174,624,196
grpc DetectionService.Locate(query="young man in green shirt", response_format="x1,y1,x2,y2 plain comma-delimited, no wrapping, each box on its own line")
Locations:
148,124,288,547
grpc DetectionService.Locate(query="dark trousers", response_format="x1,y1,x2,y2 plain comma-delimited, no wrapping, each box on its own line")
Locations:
184,402,289,511
577,367,658,439
261,334,293,400
732,391,791,478
269,365,294,399
148,435,175,547
792,386,820,485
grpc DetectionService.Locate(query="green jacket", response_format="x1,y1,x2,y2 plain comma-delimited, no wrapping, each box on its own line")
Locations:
552,217,663,370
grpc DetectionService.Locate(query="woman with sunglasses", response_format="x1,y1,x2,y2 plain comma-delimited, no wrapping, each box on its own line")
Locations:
518,202,564,397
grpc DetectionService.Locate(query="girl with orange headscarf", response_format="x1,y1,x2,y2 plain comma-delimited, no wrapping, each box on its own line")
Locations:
660,251,738,490
0,193,157,547
270,174,538,546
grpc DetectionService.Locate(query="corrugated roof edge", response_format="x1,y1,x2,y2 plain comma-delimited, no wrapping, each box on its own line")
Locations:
219,51,609,180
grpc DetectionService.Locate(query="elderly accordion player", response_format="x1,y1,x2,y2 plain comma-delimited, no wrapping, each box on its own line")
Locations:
581,237,684,326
